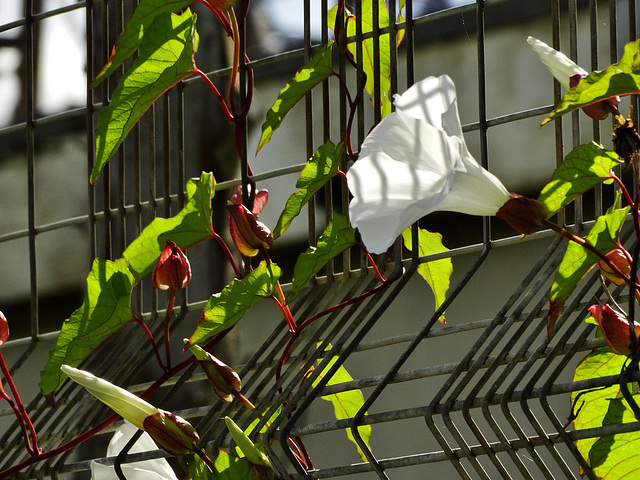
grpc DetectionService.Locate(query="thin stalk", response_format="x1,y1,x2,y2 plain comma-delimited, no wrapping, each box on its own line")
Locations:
132,315,166,371
0,353,39,455
164,289,176,369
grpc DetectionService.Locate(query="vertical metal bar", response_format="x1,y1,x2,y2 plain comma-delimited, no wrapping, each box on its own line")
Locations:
569,0,584,231
405,0,414,90
163,95,171,218
590,0,602,218
304,0,315,249
25,0,39,342
552,0,565,228
87,0,97,265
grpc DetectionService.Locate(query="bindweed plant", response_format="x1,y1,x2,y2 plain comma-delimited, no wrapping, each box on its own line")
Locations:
2,1,640,478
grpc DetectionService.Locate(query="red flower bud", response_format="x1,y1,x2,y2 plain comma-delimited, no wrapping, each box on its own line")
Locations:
589,304,640,356
143,410,200,456
230,185,269,216
0,311,8,346
187,342,241,403
152,241,191,291
227,204,273,257
569,74,620,121
495,195,548,235
596,247,632,287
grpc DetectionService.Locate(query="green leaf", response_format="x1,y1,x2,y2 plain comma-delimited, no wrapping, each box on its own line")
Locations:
202,450,273,480
287,214,356,302
122,172,215,283
313,343,372,462
273,141,343,239
537,142,620,217
547,206,629,336
256,43,334,153
92,9,199,183
92,0,193,86
188,454,211,480
328,0,392,117
402,227,451,323
189,262,282,345
543,40,640,125
39,259,135,395
572,348,640,478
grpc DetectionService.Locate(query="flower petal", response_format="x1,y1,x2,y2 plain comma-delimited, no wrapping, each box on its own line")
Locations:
61,365,158,430
347,75,512,254
527,36,587,90
91,421,178,480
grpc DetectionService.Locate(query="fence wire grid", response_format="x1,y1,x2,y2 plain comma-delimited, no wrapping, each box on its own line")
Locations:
0,0,639,479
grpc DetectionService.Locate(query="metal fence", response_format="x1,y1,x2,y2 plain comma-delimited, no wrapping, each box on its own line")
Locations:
0,0,639,478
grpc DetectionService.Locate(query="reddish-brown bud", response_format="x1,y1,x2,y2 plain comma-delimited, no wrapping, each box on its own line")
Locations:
143,410,200,456
597,247,632,286
0,311,8,346
589,304,640,356
495,195,547,235
230,185,269,216
152,241,191,291
569,74,620,121
187,342,241,403
227,204,273,257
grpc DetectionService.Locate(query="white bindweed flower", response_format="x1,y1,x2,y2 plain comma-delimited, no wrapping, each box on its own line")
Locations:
347,75,513,254
527,36,620,121
526,36,587,90
91,421,178,480
61,365,158,431
62,365,200,456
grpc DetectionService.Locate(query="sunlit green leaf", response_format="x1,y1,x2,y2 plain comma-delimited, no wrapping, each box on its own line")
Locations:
273,141,343,239
572,348,640,478
189,262,282,345
201,450,273,480
328,0,392,117
312,343,372,462
122,172,215,283
543,40,640,125
547,206,629,336
402,227,451,323
287,214,356,302
39,259,135,395
93,9,199,183
256,43,334,153
537,142,620,217
188,454,211,480
92,0,193,86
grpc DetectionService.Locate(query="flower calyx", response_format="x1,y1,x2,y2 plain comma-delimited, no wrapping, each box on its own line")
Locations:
527,36,620,121
186,341,242,403
589,304,640,356
495,195,548,235
143,410,200,456
152,241,191,291
227,204,273,257
597,246,632,287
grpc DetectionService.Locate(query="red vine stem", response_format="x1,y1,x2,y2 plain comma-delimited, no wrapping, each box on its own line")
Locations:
132,316,166,372
195,68,234,122
164,290,176,369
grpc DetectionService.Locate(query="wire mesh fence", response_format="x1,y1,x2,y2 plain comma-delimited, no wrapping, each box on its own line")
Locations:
1,0,639,478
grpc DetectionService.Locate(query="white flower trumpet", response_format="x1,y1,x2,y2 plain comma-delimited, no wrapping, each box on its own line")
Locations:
91,421,178,480
347,75,514,254
61,365,200,456
526,36,587,90
61,365,157,431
